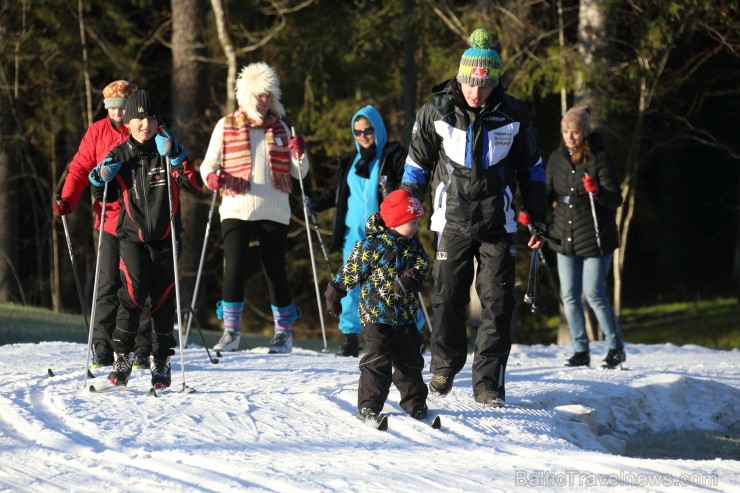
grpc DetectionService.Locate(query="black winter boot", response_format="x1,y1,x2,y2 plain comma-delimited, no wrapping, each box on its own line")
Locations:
336,333,360,357
564,351,590,367
601,348,626,369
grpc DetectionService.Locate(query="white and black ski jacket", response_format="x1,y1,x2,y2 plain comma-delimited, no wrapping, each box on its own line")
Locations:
401,78,547,240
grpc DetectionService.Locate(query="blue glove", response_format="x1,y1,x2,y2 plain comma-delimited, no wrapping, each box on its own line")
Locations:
88,157,122,187
155,128,187,166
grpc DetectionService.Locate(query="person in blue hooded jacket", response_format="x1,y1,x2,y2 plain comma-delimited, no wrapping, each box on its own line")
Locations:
308,105,411,356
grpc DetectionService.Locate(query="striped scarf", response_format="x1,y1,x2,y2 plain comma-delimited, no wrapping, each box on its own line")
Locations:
221,109,292,195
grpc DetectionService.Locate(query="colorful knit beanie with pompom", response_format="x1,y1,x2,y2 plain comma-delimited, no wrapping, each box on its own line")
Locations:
456,29,502,87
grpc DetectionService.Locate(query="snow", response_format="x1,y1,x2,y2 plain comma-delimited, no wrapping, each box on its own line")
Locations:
0,341,738,492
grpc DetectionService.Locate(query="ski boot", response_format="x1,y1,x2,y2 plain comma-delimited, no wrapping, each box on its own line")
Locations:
214,300,244,352
269,304,300,354
107,352,134,386
409,404,428,420
268,331,293,354
214,329,241,352
150,356,171,390
356,407,387,430
132,352,150,370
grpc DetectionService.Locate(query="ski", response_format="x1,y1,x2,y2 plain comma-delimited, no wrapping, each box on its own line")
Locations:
89,383,137,394
354,413,438,431
600,364,631,371
405,414,442,429
149,382,175,397
47,368,96,378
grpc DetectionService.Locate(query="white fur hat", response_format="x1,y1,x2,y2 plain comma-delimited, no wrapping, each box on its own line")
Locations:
235,62,285,119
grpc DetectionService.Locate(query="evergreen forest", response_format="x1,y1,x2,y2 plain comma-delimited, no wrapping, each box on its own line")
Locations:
0,0,737,343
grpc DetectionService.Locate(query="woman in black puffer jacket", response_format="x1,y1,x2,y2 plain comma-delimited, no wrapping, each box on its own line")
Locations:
546,106,626,369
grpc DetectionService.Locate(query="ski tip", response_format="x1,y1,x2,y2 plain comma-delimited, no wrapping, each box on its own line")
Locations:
87,369,96,379
431,415,442,430
148,388,158,397
47,368,55,377
88,384,98,393
377,415,388,431
214,350,222,358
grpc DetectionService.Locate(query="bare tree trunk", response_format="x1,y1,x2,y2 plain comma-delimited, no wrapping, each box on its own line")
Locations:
574,0,607,108
401,0,416,146
51,0,94,312
171,0,206,307
210,0,237,112
0,121,18,303
735,170,740,300
559,0,611,345
557,0,567,113
573,0,612,340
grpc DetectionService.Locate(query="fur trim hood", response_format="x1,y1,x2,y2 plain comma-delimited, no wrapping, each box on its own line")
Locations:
235,62,285,121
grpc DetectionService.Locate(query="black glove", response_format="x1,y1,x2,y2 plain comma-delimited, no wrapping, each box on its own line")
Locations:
324,282,346,318
304,196,317,214
393,267,423,296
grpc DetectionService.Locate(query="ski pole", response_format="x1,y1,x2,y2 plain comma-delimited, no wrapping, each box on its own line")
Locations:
307,206,334,275
292,127,328,352
183,172,219,346
83,183,107,388
418,291,433,332
165,155,193,393
585,172,622,349
524,222,562,305
56,196,90,332
178,276,219,364
523,247,544,314
585,172,602,254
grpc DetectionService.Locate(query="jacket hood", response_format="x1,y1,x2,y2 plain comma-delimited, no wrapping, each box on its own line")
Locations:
351,105,387,155
364,212,387,237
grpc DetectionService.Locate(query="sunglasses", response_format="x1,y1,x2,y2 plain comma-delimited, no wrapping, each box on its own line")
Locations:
353,127,375,137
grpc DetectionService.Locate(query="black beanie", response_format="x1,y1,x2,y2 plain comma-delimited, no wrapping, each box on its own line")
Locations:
124,90,162,124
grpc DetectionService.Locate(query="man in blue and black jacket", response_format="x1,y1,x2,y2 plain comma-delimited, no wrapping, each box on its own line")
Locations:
401,29,547,408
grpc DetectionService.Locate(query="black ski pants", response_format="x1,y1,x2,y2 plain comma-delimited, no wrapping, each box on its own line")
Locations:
358,322,427,414
113,238,176,359
430,232,516,399
221,219,291,307
94,231,152,359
